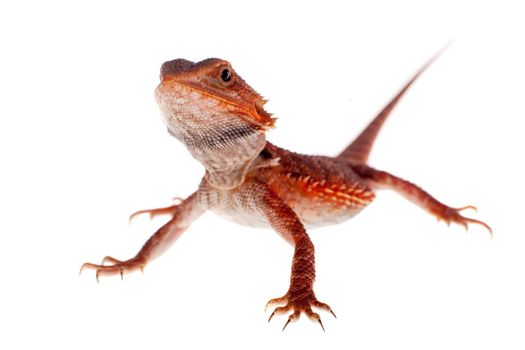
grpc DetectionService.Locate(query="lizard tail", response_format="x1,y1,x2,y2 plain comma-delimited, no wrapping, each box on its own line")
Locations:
336,45,449,165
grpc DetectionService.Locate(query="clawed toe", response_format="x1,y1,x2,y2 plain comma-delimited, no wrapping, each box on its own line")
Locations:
265,296,288,312
128,199,182,223
282,310,301,331
304,307,324,330
80,256,145,282
312,300,337,318
101,256,122,265
454,205,477,213
268,305,290,323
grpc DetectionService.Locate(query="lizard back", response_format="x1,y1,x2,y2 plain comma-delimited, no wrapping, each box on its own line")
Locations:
248,143,375,227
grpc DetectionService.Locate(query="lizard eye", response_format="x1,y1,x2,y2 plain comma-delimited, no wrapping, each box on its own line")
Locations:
220,68,232,83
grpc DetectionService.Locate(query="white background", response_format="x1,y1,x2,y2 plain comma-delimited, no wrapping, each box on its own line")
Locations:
1,0,524,349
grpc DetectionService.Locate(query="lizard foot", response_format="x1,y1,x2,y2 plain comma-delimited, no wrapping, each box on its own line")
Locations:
266,292,336,331
79,256,145,282
129,197,183,222
436,205,492,237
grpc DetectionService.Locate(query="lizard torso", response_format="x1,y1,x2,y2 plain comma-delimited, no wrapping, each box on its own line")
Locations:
244,143,374,227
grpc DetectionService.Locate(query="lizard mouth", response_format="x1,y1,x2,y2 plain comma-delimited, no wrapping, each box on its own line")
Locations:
156,80,275,129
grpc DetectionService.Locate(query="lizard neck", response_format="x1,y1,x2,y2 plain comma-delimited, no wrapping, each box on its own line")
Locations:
170,123,267,189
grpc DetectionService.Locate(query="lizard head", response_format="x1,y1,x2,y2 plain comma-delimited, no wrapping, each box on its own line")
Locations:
155,58,274,188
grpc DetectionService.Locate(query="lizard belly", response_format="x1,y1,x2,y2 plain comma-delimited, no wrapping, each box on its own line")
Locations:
210,191,370,229
207,179,375,229
287,196,368,227
207,186,272,229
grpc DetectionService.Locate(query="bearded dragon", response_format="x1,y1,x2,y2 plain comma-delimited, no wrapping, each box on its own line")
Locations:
81,54,491,331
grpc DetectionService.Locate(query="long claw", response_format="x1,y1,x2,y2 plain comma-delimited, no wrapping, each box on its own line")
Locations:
79,262,98,276
129,204,179,223
318,318,325,332
456,205,477,213
455,215,493,237
268,305,289,324
467,218,493,238
282,310,300,331
101,256,121,265
282,319,291,332
128,209,147,223
313,300,336,319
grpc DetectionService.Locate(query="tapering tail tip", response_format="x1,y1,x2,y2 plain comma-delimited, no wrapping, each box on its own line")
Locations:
337,43,453,165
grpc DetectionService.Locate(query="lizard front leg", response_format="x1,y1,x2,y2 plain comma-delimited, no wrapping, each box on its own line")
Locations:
81,192,206,281
352,164,492,235
254,182,335,331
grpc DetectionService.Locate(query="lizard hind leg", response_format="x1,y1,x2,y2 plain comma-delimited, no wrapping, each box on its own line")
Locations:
353,164,492,236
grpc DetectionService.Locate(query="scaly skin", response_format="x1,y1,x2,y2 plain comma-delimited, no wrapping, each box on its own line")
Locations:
81,54,491,331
